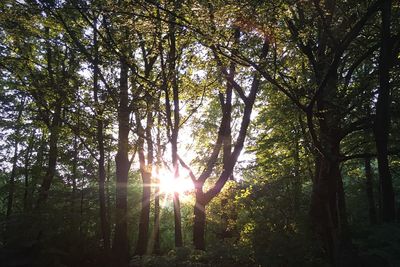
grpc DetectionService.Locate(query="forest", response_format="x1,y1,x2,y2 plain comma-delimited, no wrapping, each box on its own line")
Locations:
0,0,399,266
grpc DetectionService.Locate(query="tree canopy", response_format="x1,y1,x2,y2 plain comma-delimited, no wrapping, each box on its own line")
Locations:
0,0,399,266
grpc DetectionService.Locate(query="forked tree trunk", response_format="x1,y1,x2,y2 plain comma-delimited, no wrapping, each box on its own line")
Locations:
191,71,260,251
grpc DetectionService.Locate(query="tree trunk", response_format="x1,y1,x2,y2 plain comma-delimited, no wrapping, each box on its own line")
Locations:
112,57,130,267
135,108,153,255
153,181,161,254
23,133,34,211
93,19,111,261
106,152,112,238
98,122,111,257
37,101,61,205
365,157,377,224
135,167,151,255
374,0,395,222
7,98,25,217
152,111,162,254
169,18,183,248
309,66,355,265
6,133,20,218
37,28,62,206
310,147,354,266
193,193,206,250
71,134,78,234
292,131,301,215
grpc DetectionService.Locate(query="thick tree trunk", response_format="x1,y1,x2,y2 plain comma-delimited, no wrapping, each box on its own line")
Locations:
310,148,354,266
310,153,338,265
193,193,206,250
365,157,377,224
310,67,355,265
374,0,395,222
112,57,130,267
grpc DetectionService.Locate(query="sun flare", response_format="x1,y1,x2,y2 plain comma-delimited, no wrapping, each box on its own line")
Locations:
154,167,194,195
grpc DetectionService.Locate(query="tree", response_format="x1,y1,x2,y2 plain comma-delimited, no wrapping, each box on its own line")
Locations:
374,0,396,222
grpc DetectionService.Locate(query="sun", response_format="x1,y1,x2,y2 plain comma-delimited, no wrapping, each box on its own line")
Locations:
155,167,194,195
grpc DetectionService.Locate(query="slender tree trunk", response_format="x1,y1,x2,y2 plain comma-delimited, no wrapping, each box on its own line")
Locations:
7,98,25,217
71,134,78,233
92,19,111,261
79,176,85,238
106,152,112,235
23,133,34,211
166,7,183,247
37,28,62,206
153,175,161,254
365,157,377,224
7,133,20,218
135,108,153,255
112,57,130,267
292,133,301,215
152,111,162,254
98,120,111,255
374,0,395,222
136,172,151,254
135,137,151,256
31,134,45,205
37,102,61,205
